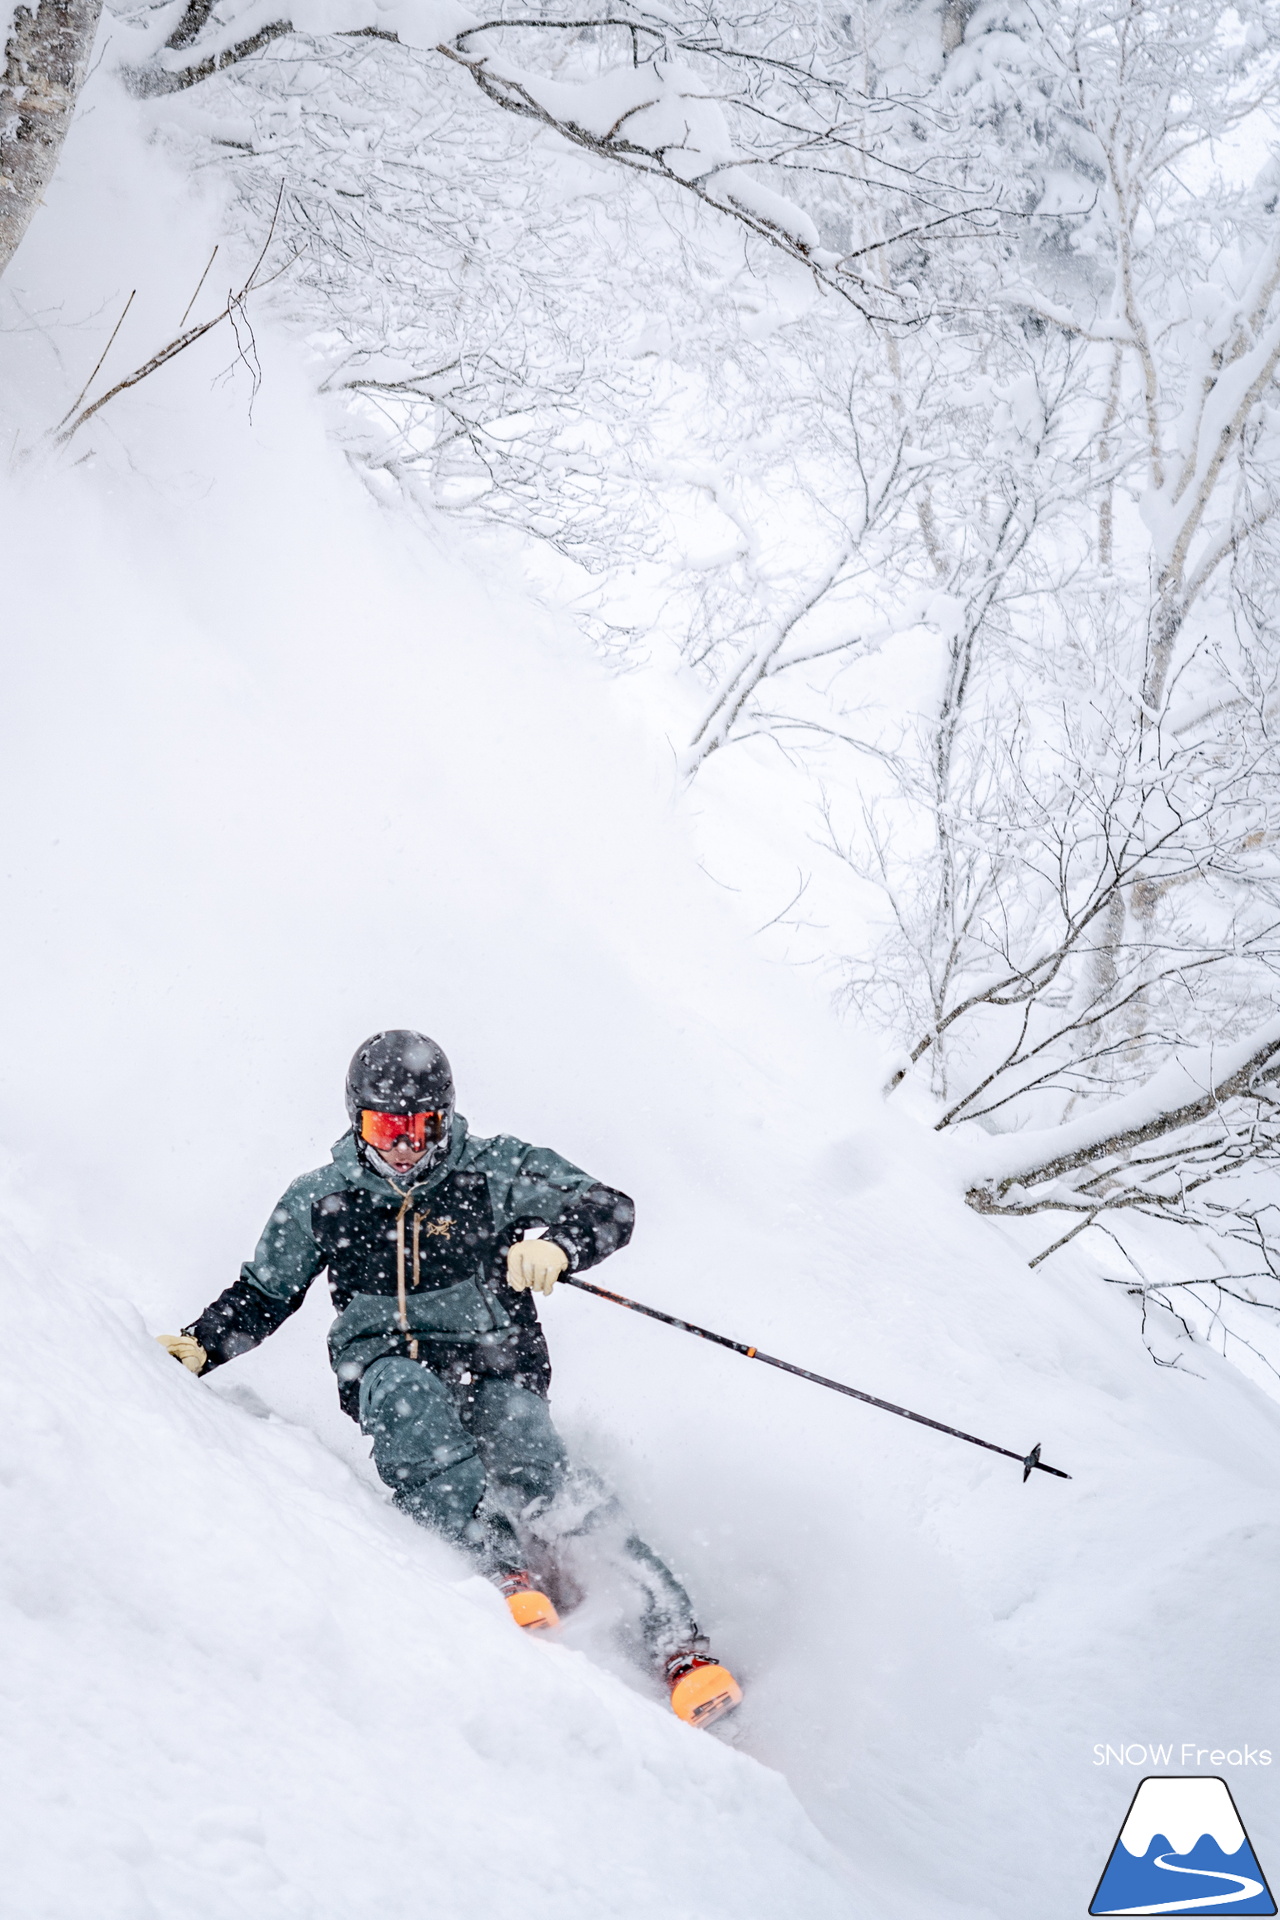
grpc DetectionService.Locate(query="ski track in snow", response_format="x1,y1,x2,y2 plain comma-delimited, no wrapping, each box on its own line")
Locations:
2,41,1280,1920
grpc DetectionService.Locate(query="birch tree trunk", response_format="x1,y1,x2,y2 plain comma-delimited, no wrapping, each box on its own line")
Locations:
0,0,103,279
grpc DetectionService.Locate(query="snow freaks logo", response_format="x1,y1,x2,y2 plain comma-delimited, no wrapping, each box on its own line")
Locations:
1090,1777,1276,1916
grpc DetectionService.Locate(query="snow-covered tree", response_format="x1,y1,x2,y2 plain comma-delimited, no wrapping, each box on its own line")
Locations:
815,1,1280,1355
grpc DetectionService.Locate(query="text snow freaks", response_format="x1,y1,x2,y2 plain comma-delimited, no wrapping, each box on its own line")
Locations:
1094,1746,1272,1767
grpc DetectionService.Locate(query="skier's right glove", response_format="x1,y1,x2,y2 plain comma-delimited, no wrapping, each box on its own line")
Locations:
156,1333,207,1374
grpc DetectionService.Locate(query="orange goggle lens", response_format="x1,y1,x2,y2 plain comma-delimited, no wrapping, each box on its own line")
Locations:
359,1109,446,1151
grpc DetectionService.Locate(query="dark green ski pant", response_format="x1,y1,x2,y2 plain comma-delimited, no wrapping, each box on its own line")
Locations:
359,1354,701,1661
360,1357,567,1545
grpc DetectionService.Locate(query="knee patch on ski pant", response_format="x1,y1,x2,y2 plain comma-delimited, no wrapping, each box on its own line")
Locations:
359,1357,486,1541
359,1360,571,1545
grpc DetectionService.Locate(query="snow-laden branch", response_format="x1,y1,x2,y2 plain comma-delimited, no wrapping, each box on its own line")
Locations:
959,1012,1280,1199
432,13,1002,317
681,545,892,776
134,0,996,316
993,286,1134,346
1147,240,1280,575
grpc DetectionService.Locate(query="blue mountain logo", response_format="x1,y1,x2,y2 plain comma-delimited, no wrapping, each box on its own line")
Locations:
1091,1777,1275,1915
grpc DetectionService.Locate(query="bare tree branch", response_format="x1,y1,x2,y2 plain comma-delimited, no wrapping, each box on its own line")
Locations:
54,191,291,440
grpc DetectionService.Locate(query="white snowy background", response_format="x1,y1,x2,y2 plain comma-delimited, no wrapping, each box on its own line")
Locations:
3,8,1280,1919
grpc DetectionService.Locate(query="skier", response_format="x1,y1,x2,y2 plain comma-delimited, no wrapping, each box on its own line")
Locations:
158,1029,741,1729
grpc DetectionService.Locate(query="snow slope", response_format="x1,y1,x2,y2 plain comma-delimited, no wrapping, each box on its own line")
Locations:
1,1199,852,1919
2,45,1280,1920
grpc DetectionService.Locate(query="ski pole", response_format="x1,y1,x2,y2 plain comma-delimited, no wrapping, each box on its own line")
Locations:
559,1273,1070,1483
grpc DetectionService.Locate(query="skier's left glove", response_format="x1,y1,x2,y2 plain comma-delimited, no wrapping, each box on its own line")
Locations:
156,1333,208,1374
506,1239,569,1296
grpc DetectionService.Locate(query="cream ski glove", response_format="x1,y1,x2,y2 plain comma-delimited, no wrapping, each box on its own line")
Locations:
506,1239,569,1296
156,1333,208,1373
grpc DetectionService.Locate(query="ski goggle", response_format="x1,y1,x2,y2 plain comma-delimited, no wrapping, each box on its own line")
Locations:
359,1109,448,1151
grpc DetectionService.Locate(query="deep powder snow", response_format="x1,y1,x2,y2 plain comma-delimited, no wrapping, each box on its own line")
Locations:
2,43,1280,1920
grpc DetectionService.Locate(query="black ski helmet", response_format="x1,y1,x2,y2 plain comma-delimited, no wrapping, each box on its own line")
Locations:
345,1030,454,1128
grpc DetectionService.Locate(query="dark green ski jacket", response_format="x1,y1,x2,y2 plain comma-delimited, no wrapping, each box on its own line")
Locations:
185,1118,634,1416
